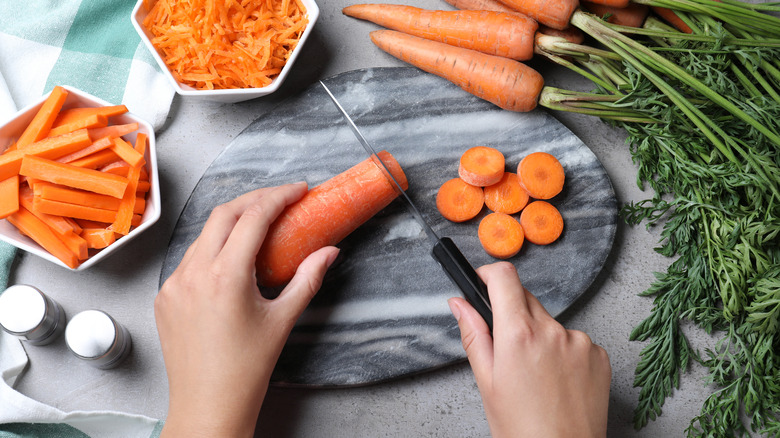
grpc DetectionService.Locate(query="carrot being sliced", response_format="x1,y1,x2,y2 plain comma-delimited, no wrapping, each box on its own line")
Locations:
33,197,117,223
0,176,20,219
369,30,544,112
19,155,129,199
17,86,68,149
517,152,565,200
484,172,529,214
436,177,484,223
256,150,408,288
343,5,538,61
52,105,128,128
520,200,564,245
0,129,92,181
87,123,138,141
109,137,145,168
458,146,506,187
7,206,79,268
47,114,108,138
478,212,524,258
80,228,116,249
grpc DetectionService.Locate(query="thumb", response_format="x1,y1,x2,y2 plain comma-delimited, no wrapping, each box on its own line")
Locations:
448,297,495,388
276,246,340,319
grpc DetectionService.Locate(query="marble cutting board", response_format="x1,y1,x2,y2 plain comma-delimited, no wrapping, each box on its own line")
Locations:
160,67,618,387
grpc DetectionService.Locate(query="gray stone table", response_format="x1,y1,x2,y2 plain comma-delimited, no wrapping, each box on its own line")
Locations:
10,0,720,436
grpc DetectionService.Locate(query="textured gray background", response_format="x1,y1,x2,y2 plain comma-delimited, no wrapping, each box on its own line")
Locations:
11,0,719,436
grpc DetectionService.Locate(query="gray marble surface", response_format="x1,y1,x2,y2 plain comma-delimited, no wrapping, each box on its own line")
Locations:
160,67,617,386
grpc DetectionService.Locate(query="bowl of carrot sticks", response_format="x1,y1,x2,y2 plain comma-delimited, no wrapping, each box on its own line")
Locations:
0,85,161,271
131,0,319,103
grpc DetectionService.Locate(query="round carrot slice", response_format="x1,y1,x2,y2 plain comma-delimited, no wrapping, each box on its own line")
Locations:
517,152,565,199
520,200,564,245
484,172,529,214
436,177,484,222
458,146,505,187
478,212,524,259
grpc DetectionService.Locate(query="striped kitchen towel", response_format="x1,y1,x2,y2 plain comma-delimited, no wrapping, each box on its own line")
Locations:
0,0,172,436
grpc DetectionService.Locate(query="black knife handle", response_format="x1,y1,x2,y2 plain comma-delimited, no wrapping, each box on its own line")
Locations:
432,237,493,331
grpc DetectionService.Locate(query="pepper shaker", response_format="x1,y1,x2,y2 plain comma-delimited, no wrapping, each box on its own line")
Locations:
65,310,132,369
0,284,66,345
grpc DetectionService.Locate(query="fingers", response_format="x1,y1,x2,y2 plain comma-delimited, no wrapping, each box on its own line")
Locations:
448,297,495,387
219,183,309,269
477,262,531,326
275,246,341,321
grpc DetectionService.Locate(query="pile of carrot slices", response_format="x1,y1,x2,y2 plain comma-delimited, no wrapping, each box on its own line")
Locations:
436,146,565,259
0,86,151,268
142,0,309,90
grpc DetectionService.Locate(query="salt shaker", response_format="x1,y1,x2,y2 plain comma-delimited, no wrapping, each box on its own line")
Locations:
65,310,132,369
0,284,66,345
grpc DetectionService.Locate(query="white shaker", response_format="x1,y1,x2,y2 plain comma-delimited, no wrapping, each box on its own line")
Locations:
65,310,132,369
0,285,66,345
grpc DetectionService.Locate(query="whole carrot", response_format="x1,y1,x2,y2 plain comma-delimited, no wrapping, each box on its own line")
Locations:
370,30,544,112
443,0,517,13
496,0,579,30
343,4,538,61
582,1,649,28
256,151,408,288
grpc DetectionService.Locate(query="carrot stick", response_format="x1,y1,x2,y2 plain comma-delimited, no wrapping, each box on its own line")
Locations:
651,6,693,33
256,150,408,288
344,5,538,61
56,136,114,164
58,230,89,260
517,152,565,199
19,155,129,199
109,137,146,168
495,0,578,30
537,24,585,44
582,1,649,28
443,0,517,12
47,114,108,138
458,146,506,187
136,180,151,193
52,105,128,128
80,228,116,249
68,150,122,169
0,176,19,219
0,129,92,181
16,86,68,149
7,206,79,268
100,161,131,176
19,186,77,235
520,200,563,245
34,182,126,211
32,197,117,223
370,30,544,112
87,123,139,141
109,133,147,235
484,172,529,214
478,212,525,258
436,177,485,223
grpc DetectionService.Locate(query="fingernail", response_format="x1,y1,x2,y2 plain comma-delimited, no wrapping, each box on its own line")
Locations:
447,299,461,321
325,248,340,268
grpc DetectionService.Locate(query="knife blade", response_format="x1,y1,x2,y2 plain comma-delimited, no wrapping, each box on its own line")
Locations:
320,81,493,331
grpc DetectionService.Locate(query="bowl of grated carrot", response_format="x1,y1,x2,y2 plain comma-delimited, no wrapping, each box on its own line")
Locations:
131,0,319,103
0,85,161,271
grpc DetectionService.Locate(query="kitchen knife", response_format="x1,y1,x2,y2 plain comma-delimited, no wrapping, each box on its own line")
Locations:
320,81,493,331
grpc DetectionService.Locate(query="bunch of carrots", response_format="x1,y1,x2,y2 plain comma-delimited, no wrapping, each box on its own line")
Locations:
436,146,564,259
0,86,151,269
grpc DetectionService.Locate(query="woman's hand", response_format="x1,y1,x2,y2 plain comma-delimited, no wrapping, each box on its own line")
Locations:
449,262,612,438
155,183,340,438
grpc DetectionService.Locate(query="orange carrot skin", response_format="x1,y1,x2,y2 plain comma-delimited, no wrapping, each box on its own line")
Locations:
344,5,538,61
583,1,649,28
478,212,524,258
496,0,579,30
256,150,408,288
520,200,564,245
370,30,544,112
651,6,693,33
443,0,517,12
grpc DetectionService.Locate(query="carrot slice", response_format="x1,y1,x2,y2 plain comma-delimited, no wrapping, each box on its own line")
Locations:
520,200,564,245
517,152,565,200
17,86,68,148
478,212,524,258
436,177,484,223
19,155,129,199
47,114,108,138
7,206,79,268
458,146,506,187
256,150,408,288
0,129,92,181
0,176,19,219
484,172,529,214
52,105,128,128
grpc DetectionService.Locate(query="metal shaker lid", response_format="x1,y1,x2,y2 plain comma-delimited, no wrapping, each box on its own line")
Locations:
65,310,117,359
0,285,46,335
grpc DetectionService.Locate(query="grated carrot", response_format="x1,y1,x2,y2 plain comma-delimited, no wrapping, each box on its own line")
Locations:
143,0,309,90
